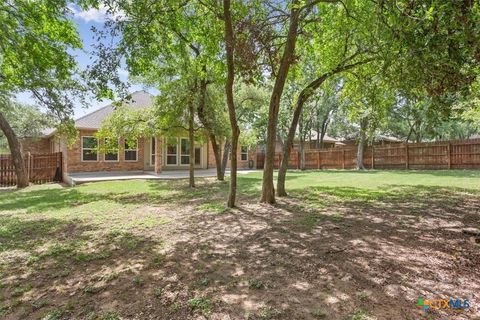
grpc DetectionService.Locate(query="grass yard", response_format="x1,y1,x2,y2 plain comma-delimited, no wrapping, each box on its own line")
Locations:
0,170,479,319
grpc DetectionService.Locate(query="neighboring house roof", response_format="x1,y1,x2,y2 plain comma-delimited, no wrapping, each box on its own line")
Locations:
308,131,338,143
470,134,480,139
43,90,154,137
376,134,402,142
342,132,402,142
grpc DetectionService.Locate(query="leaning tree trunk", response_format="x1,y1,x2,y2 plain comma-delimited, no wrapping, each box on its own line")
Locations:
0,111,28,188
221,140,231,177
277,95,305,196
223,0,240,208
261,5,301,203
188,99,195,187
298,115,305,170
356,118,367,170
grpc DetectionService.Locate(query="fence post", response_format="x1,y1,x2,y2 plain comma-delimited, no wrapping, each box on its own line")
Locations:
447,143,451,169
342,149,345,169
27,152,31,182
297,151,301,169
317,151,320,169
405,144,409,169
371,145,374,169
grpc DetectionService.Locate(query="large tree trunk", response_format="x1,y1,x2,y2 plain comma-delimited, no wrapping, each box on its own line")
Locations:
196,71,224,181
223,0,240,208
261,5,301,203
221,140,231,176
356,118,367,170
188,99,195,187
0,111,28,188
209,135,224,180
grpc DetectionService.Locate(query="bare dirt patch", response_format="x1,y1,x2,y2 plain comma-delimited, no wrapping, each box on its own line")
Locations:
0,181,479,319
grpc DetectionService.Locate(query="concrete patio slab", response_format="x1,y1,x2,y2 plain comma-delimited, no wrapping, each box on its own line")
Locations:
67,169,258,185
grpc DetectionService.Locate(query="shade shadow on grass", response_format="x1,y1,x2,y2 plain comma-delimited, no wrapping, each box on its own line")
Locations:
0,216,92,253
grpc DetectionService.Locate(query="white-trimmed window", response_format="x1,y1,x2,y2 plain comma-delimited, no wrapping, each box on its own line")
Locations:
241,146,248,161
104,138,119,162
180,138,190,165
82,136,98,161
124,139,138,161
166,137,177,165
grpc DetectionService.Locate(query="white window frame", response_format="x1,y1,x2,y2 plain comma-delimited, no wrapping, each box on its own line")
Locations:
104,138,119,162
240,146,248,161
124,138,138,162
180,137,190,166
81,136,98,162
165,137,178,166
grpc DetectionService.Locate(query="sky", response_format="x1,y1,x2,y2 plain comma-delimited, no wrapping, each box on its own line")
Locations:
15,4,154,119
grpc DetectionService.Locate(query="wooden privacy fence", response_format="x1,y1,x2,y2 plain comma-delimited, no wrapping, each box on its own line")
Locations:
256,138,480,170
0,152,63,187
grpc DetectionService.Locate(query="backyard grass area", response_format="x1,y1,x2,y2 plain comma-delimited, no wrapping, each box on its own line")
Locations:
0,170,479,319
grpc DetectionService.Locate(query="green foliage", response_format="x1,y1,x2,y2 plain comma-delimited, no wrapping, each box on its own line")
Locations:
379,1,480,99
0,100,53,138
0,97,55,151
340,65,396,140
96,105,160,145
187,297,211,316
0,0,85,116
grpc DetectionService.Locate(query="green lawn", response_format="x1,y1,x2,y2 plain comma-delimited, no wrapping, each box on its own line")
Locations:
259,169,480,190
0,170,479,319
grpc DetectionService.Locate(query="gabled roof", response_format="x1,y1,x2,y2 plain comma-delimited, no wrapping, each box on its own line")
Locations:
43,91,154,137
75,90,154,130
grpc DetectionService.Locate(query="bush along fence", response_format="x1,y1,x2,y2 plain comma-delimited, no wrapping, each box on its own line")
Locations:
0,152,63,187
257,138,480,170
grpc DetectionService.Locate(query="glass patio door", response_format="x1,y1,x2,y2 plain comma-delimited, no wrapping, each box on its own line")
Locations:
150,137,155,166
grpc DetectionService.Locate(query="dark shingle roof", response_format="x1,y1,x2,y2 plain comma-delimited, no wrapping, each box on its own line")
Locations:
75,90,154,129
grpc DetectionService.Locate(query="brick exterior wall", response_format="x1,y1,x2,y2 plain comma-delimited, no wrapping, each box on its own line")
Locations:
66,129,145,173
21,137,51,154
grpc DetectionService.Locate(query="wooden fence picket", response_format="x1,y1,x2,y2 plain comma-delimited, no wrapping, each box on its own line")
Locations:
269,138,480,171
0,152,63,187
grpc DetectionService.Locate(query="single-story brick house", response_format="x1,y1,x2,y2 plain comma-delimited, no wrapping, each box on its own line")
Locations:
21,91,257,181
